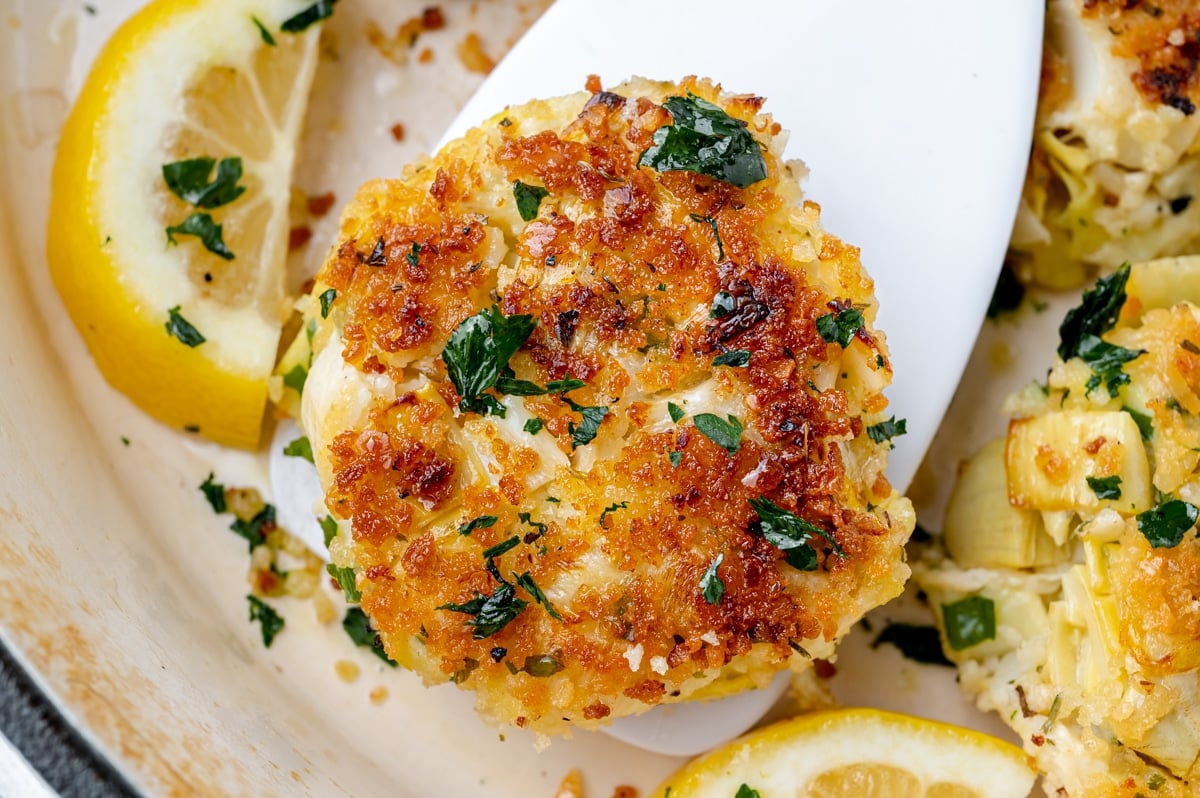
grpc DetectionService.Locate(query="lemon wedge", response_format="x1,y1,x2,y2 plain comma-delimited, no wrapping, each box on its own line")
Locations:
652,709,1037,798
47,0,325,447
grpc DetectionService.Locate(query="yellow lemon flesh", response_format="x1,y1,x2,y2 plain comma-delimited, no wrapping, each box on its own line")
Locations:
653,709,1037,798
48,0,323,447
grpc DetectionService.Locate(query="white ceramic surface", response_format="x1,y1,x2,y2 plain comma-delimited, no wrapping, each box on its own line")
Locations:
0,0,1046,795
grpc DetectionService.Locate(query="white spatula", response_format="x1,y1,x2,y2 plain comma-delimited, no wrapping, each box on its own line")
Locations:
277,0,1043,757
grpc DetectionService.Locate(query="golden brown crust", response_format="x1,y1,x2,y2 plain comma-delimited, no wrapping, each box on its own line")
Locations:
307,77,911,733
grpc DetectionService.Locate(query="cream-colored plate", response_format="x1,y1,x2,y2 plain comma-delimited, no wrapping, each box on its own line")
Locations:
1,0,1044,795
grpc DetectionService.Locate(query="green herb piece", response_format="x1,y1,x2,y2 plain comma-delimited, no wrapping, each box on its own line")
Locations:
668,450,682,468
438,583,528,639
521,654,563,677
251,15,277,45
458,515,498,536
318,288,336,318
1137,499,1199,547
518,513,548,538
283,436,314,463
198,472,227,513
441,305,536,417
405,241,420,269
1058,263,1131,361
495,371,585,397
700,552,726,605
1077,335,1144,398
668,402,685,423
986,264,1025,319
120,436,130,446
523,417,544,435
282,363,308,396
515,572,562,620
449,657,479,684
713,349,751,368
1086,475,1122,501
342,606,397,666
166,212,234,259
326,563,361,603
281,0,338,33
482,535,521,559
1148,773,1166,790
165,305,206,347
1043,693,1062,733
229,504,276,552
247,595,284,647
693,413,743,455
599,501,628,527
941,595,996,650
734,786,761,798
709,290,736,319
162,157,246,209
748,497,844,570
870,622,953,667
513,181,550,221
638,94,767,188
688,213,725,261
562,397,609,448
320,515,338,547
815,307,864,348
1125,406,1154,440
866,416,907,448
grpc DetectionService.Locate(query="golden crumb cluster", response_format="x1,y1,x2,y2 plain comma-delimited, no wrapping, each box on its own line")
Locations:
299,77,912,734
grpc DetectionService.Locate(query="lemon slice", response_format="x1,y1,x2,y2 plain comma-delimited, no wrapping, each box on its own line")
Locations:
47,0,325,447
653,709,1037,798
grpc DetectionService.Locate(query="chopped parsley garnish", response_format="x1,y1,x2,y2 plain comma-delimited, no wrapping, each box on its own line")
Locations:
986,263,1024,319
1086,475,1122,501
282,363,308,396
495,370,585,397
513,181,550,221
165,305,206,347
342,606,397,666
700,552,726,605
441,305,536,417
515,572,562,620
693,413,743,455
162,157,246,209
166,212,234,259
667,402,685,423
405,241,421,269
870,623,953,667
281,0,338,33
688,213,725,261
712,349,751,367
866,416,907,448
523,417,544,435
638,94,767,188
283,435,314,463
438,582,529,639
198,472,226,513
320,515,338,546
482,535,520,559
941,595,996,650
251,15,277,45
599,501,628,527
229,504,276,552
247,595,284,647
1077,335,1145,398
734,786,762,798
815,307,864,348
1125,406,1154,440
563,397,609,448
458,515,498,536
1043,693,1062,733
326,563,361,603
1058,263,1130,361
748,496,844,570
709,290,736,319
318,288,337,318
668,450,683,468
1136,499,1199,548
518,512,548,536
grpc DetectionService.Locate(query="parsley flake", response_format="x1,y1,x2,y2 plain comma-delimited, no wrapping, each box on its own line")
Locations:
599,501,628,527
515,572,562,620
523,417,544,435
282,363,308,396
441,306,536,417
1125,406,1154,440
166,212,234,259
700,552,726,605
816,307,864,348
482,535,520,559
866,416,907,448
513,181,550,221
247,595,284,647
638,94,767,188
281,0,338,33
165,306,206,347
1077,334,1144,398
562,397,609,448
1086,475,1122,501
734,786,762,798
326,563,361,603
320,515,338,547
251,15,277,45
688,213,725,261
712,349,751,368
1058,263,1130,361
1137,499,1199,548
229,504,276,552
693,413,743,455
941,595,996,650
283,436,314,463
342,607,397,665
438,582,528,639
198,472,227,513
318,288,337,318
709,290,736,319
668,450,683,468
162,157,246,209
748,497,844,570
667,402,685,423
459,515,497,536
405,241,420,269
